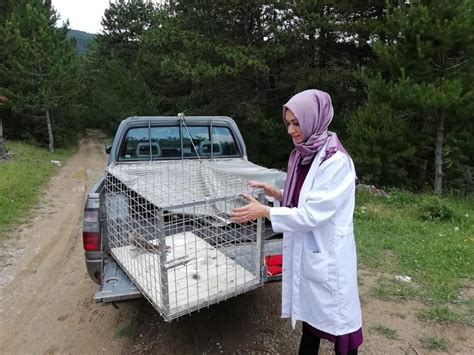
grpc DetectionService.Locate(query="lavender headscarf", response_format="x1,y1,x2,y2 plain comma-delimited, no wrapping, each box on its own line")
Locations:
281,89,348,207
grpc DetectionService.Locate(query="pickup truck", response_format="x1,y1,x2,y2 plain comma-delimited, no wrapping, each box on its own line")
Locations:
83,116,285,304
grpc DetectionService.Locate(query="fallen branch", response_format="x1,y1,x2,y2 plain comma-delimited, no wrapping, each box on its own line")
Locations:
0,152,11,160
409,342,421,355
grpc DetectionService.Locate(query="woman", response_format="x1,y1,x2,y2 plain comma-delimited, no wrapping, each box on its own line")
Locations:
231,89,363,355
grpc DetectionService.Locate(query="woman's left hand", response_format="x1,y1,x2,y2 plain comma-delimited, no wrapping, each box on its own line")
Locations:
230,193,270,223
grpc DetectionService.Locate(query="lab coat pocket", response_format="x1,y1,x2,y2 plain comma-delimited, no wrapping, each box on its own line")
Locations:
302,249,330,283
335,226,353,237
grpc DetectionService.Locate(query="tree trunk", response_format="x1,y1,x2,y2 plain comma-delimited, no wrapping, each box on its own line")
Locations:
0,118,5,156
434,113,445,195
45,107,54,153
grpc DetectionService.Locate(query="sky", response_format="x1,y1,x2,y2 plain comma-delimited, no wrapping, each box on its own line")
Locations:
52,1,166,34
51,0,110,34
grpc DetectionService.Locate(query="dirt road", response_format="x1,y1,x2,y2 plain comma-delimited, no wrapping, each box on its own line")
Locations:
0,132,472,354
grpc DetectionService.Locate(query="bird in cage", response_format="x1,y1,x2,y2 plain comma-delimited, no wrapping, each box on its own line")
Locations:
127,230,161,256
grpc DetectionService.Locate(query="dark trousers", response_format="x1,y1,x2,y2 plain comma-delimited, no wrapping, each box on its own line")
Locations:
298,323,358,355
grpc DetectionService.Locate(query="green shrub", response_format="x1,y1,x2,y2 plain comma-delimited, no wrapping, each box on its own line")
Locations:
420,336,449,351
0,141,73,236
419,198,458,222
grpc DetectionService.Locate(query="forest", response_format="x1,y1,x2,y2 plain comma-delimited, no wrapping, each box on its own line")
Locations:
0,0,473,195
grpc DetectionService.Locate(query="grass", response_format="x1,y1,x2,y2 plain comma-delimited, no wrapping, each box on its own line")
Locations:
370,324,399,340
420,336,449,351
0,141,74,237
372,277,420,302
355,189,474,305
114,323,135,339
418,306,471,325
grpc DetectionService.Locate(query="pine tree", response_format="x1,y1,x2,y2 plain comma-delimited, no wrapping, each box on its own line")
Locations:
0,0,23,157
347,0,474,193
97,0,156,65
135,0,387,166
0,0,79,153
80,0,157,131
0,96,7,157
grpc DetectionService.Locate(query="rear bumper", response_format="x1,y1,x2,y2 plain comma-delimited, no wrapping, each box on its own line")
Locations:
94,260,141,303
266,274,282,282
85,251,102,284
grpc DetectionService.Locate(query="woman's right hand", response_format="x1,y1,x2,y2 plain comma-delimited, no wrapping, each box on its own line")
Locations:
248,180,283,201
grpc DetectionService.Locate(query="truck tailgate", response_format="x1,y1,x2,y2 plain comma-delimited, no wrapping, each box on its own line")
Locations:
94,260,141,303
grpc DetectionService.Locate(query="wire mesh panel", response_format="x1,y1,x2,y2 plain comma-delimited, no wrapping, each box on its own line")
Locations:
102,160,265,321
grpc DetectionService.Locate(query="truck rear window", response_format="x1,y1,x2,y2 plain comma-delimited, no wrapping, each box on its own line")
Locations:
118,125,240,161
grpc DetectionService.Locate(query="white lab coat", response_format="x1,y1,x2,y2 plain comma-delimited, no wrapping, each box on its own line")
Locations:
269,145,362,335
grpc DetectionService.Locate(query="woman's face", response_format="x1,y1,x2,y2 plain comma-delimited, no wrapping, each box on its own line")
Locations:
285,109,304,144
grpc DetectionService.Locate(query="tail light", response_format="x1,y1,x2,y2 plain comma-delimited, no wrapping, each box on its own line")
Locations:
83,209,101,251
83,232,101,251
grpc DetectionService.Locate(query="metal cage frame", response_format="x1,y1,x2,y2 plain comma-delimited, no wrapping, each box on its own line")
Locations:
101,160,265,321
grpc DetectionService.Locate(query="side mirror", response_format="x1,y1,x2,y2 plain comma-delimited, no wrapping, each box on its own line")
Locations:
105,144,112,155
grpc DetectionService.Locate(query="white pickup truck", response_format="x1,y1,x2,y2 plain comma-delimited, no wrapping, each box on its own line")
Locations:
83,116,285,307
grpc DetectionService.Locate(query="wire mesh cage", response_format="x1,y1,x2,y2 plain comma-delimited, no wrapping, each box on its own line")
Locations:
102,160,265,321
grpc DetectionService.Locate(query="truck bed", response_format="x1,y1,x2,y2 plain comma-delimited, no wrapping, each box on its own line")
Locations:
95,238,283,303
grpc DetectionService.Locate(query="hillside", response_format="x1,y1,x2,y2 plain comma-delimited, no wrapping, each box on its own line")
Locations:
67,29,94,54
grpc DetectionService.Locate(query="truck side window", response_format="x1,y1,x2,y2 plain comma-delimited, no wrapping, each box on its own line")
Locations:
118,127,149,160
211,127,239,156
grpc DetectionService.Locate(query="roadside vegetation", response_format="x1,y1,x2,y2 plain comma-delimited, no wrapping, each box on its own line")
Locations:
420,336,450,352
114,323,137,339
356,189,474,325
0,141,73,238
370,324,399,340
